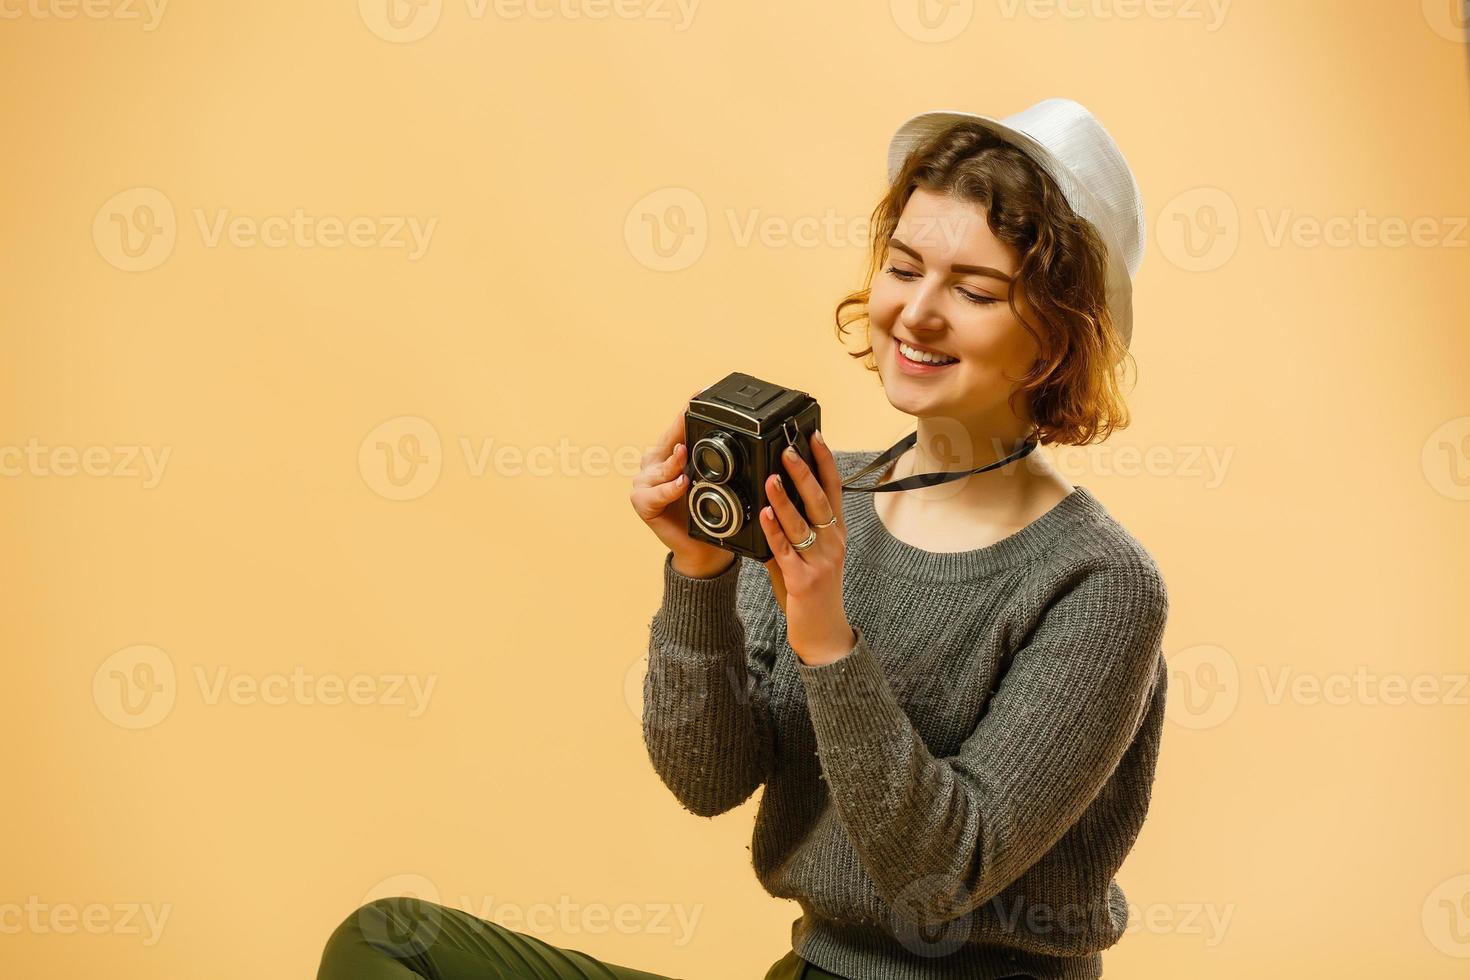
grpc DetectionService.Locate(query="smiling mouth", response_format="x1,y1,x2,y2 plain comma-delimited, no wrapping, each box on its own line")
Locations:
895,338,959,366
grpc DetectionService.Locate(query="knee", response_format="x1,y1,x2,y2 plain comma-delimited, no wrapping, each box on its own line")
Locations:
361,896,448,943
353,895,436,925
321,896,450,964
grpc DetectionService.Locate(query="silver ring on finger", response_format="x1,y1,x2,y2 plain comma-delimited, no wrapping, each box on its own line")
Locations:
792,526,818,552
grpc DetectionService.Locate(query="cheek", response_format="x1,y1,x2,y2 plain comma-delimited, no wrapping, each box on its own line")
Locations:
958,307,1038,364
866,281,902,328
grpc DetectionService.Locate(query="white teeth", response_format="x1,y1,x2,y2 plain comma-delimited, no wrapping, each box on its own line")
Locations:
899,341,957,365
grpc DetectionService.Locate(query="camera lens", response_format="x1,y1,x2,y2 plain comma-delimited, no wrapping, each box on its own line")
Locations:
691,433,738,483
688,483,743,538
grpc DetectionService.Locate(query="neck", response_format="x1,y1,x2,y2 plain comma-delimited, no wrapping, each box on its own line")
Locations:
908,413,1036,477
891,412,1060,516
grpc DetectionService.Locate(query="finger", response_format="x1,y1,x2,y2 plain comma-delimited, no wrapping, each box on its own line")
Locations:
765,474,812,557
633,441,684,489
808,431,845,530
629,467,688,519
759,504,800,578
778,444,835,526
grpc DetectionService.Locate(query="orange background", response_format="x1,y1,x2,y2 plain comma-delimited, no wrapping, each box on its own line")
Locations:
3,1,1469,977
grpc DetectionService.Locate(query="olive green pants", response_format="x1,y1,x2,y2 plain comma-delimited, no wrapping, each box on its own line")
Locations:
315,896,847,979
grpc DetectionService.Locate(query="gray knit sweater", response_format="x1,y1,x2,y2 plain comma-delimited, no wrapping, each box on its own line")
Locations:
642,448,1170,980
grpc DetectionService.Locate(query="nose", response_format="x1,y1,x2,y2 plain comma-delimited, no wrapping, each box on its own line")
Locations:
896,275,947,335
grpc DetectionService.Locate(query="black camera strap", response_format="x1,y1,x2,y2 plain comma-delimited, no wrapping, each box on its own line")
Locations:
838,429,1040,493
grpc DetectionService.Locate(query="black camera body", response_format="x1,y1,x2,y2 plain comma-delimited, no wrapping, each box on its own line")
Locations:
684,372,822,563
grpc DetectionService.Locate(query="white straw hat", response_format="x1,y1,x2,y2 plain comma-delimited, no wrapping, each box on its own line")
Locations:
885,98,1145,349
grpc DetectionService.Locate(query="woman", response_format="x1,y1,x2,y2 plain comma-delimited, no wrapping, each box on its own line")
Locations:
317,98,1169,980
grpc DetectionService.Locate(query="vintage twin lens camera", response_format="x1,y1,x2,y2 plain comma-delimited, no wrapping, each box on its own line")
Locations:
684,372,822,563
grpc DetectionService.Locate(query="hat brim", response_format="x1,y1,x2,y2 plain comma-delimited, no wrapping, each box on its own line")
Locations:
884,108,1135,351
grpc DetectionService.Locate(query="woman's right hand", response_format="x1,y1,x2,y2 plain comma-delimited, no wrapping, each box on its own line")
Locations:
630,391,736,578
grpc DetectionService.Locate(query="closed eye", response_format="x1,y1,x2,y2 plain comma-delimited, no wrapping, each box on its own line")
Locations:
883,265,997,307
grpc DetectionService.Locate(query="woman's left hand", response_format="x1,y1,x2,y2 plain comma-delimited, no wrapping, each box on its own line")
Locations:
761,430,857,667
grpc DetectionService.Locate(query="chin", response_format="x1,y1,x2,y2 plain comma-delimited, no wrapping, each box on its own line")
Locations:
880,378,945,412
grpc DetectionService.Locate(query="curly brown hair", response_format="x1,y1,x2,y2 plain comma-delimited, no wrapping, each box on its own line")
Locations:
835,121,1136,446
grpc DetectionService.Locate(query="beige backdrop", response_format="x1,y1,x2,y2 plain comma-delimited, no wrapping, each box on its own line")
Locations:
3,1,1469,977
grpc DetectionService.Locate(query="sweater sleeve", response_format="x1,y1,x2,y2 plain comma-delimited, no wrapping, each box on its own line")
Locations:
642,550,783,818
793,555,1169,924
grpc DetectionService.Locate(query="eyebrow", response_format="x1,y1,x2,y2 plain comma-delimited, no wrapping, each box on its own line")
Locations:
887,237,1014,283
